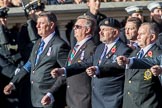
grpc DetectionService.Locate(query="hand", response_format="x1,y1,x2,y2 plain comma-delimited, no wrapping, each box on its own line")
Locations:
116,56,129,66
86,66,96,77
51,68,64,78
41,95,51,106
3,83,14,95
150,65,162,76
59,0,65,3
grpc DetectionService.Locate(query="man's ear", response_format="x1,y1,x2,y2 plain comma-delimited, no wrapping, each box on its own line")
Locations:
150,34,156,42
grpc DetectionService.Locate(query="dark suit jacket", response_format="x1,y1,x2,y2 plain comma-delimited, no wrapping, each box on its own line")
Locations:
49,38,96,108
11,34,70,108
91,39,132,108
64,39,132,108
124,44,162,108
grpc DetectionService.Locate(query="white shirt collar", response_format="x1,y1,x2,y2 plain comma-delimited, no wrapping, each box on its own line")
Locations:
75,35,92,52
141,43,155,56
105,37,119,53
42,31,55,50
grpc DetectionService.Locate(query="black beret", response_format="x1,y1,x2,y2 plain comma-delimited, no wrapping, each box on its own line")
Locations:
0,7,9,18
25,0,45,12
99,17,121,29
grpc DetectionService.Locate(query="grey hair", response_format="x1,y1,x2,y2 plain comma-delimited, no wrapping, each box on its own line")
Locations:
77,14,97,34
141,22,159,37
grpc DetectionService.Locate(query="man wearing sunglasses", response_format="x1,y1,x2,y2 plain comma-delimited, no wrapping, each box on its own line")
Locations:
41,14,97,108
49,17,133,108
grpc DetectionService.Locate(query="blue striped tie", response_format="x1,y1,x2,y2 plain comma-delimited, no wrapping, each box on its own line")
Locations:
35,40,45,65
137,50,144,59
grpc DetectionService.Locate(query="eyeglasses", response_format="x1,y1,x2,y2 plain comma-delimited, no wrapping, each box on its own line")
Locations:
73,25,85,29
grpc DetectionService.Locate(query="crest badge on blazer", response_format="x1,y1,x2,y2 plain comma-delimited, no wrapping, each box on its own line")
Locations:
144,69,152,80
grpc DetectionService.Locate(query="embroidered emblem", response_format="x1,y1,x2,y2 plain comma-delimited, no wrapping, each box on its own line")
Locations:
144,69,152,80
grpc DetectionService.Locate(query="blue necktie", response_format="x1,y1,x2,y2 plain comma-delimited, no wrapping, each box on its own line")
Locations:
137,50,144,59
35,40,45,65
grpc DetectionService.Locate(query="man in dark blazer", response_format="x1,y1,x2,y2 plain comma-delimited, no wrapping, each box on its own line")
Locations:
3,11,70,108
50,17,132,108
41,14,97,108
117,23,162,108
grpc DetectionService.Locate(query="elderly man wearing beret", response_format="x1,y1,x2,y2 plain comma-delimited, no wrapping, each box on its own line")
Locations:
50,17,133,108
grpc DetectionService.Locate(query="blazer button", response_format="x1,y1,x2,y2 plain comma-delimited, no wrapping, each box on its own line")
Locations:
67,85,70,88
128,80,131,83
128,92,130,95
33,71,35,74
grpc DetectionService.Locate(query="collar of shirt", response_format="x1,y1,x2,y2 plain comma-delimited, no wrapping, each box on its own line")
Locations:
105,37,119,54
42,31,55,50
141,43,155,56
75,36,92,52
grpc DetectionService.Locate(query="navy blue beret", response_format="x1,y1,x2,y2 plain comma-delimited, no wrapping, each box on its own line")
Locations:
99,17,121,29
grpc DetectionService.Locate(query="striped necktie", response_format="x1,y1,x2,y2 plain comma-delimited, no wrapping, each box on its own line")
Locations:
137,50,144,59
98,45,108,65
35,40,45,65
68,44,79,66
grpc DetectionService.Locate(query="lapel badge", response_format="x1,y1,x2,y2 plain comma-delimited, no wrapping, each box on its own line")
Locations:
78,60,82,63
47,47,52,56
80,50,85,60
144,69,152,80
112,54,117,63
145,51,153,58
105,21,109,25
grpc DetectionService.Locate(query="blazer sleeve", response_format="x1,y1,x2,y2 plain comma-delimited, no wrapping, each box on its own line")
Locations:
65,55,94,77
98,62,125,77
11,66,29,87
48,76,66,95
131,55,161,69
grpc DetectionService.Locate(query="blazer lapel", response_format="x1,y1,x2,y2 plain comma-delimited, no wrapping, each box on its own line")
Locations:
101,41,120,65
95,44,105,66
128,45,156,80
34,34,57,68
71,39,90,63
